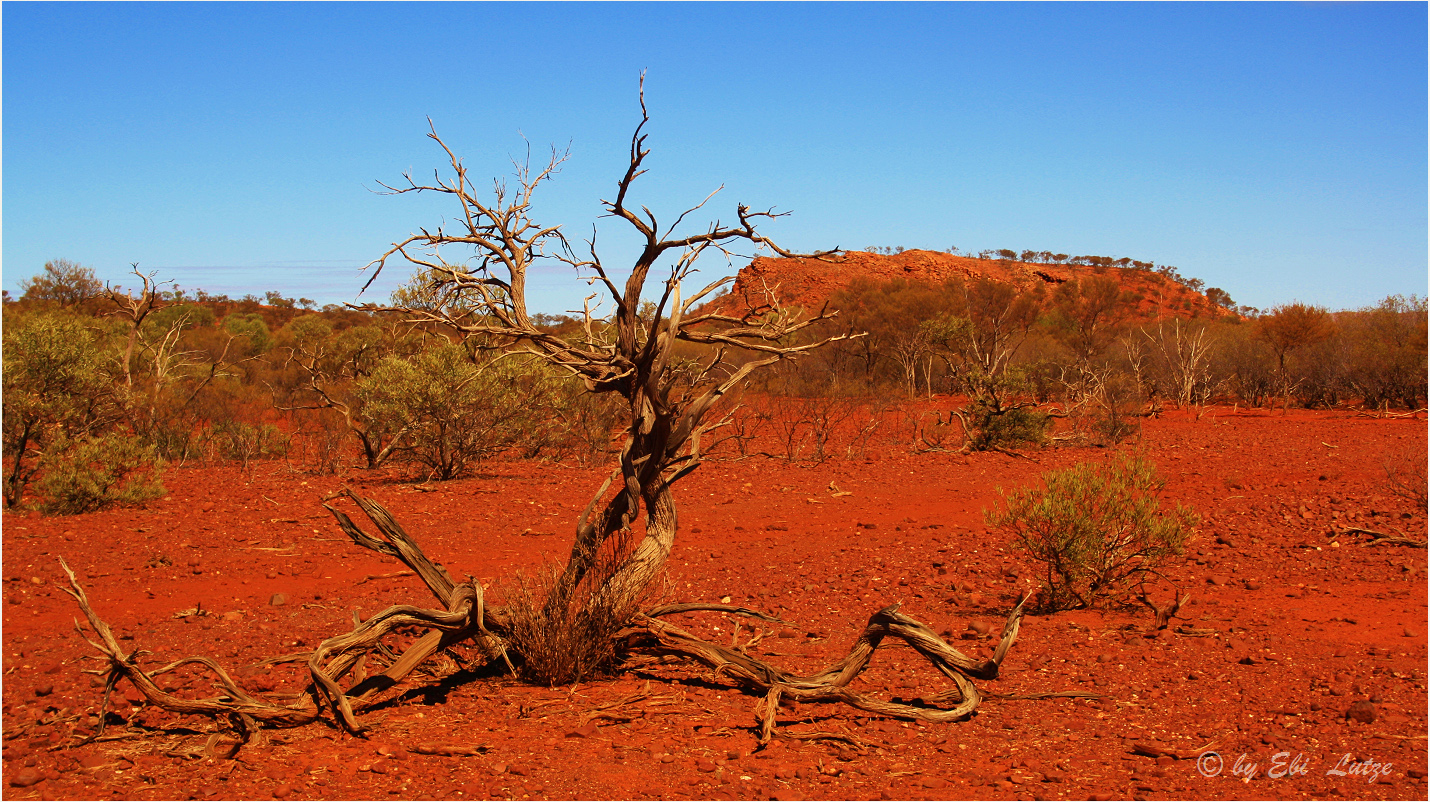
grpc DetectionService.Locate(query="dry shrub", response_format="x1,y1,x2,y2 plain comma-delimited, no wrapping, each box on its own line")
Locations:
500,563,648,686
1385,448,1428,510
960,397,1050,451
37,433,166,515
988,453,1196,611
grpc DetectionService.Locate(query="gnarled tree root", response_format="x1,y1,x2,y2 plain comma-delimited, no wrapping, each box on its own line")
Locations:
59,491,1048,753
628,594,1030,743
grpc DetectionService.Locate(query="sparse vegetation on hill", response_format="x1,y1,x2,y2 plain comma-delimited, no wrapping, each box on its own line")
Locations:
3,249,1424,510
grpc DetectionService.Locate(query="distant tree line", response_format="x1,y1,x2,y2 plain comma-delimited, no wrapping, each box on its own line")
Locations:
4,257,1424,514
753,271,1426,448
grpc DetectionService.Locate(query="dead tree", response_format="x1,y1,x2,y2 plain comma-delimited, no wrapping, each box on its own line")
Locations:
63,81,1032,747
106,266,239,456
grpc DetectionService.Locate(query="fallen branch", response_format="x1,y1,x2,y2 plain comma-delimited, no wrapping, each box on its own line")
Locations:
1337,527,1427,548
622,594,1031,743
1131,739,1219,760
412,744,491,756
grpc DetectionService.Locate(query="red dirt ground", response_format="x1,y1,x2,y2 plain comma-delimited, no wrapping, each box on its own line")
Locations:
3,406,1426,801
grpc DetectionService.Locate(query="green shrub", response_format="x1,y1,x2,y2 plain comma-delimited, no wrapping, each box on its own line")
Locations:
987,454,1196,611
37,433,166,515
221,313,274,357
2,310,115,507
960,397,1050,451
356,345,546,480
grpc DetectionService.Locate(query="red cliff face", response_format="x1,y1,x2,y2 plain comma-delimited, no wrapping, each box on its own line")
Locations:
707,249,1234,321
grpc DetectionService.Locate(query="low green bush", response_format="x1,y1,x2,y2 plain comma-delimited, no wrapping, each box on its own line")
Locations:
37,433,166,515
960,398,1050,451
987,453,1196,611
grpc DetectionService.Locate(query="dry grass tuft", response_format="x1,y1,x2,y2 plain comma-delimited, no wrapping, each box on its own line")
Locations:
500,563,646,686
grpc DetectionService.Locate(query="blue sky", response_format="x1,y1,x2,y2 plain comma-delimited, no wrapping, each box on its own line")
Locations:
4,2,1425,314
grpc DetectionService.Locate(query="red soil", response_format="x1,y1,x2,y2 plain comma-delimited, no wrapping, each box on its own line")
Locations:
712,250,1234,320
3,406,1426,800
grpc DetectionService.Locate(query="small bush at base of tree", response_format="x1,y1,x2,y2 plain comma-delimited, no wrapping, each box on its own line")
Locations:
499,563,648,687
987,454,1196,611
36,433,166,516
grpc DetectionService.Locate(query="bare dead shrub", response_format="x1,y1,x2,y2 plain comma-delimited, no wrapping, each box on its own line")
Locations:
500,562,647,686
1385,448,1428,510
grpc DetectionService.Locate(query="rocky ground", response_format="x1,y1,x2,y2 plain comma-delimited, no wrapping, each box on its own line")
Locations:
3,406,1426,800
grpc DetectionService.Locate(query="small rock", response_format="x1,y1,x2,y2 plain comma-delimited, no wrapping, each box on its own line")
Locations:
273,784,292,798
1408,768,1426,780
565,721,600,739
1244,579,1262,591
79,754,108,769
9,768,44,788
1345,701,1376,724
695,758,717,773
1238,656,1256,666
222,611,243,622
33,685,52,697
269,593,289,607
774,764,797,780
1096,653,1115,664
1215,535,1236,547
922,776,947,789
1207,575,1229,587
968,620,992,636
507,765,528,776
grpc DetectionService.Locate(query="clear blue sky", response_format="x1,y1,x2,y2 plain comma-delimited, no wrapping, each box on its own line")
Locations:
4,2,1425,314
